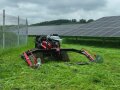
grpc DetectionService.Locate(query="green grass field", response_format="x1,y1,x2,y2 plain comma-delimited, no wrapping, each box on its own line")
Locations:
0,37,120,90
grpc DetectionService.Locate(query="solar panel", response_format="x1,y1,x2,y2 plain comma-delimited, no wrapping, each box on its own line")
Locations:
73,16,120,37
28,24,85,36
28,16,120,37
112,31,120,37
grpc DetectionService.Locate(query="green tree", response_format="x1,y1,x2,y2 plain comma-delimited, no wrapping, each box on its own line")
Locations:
87,19,94,23
79,19,87,23
71,19,77,23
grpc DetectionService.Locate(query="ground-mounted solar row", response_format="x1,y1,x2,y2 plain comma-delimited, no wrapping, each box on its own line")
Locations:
28,24,85,36
28,16,120,37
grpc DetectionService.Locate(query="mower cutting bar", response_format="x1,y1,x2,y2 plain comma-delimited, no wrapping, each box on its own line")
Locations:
26,48,95,61
29,48,82,54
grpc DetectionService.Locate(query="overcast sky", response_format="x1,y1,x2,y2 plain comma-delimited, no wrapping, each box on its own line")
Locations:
0,0,120,24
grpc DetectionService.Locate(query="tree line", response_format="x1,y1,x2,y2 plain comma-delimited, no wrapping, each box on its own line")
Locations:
31,19,94,26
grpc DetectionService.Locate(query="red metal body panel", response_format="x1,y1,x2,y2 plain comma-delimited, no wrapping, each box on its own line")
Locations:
41,41,52,49
23,52,32,67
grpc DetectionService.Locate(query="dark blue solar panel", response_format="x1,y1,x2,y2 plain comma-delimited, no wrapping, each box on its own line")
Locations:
28,16,120,37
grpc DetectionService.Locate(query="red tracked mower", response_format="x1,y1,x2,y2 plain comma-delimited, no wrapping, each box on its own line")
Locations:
21,34,103,68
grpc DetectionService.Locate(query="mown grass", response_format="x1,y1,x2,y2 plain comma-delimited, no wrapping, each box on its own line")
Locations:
0,37,120,90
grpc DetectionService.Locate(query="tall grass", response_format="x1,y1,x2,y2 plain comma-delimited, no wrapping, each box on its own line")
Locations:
0,37,120,90
63,37,120,49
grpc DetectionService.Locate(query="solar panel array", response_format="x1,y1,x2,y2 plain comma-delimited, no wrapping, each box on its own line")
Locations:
29,24,84,36
28,16,120,37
